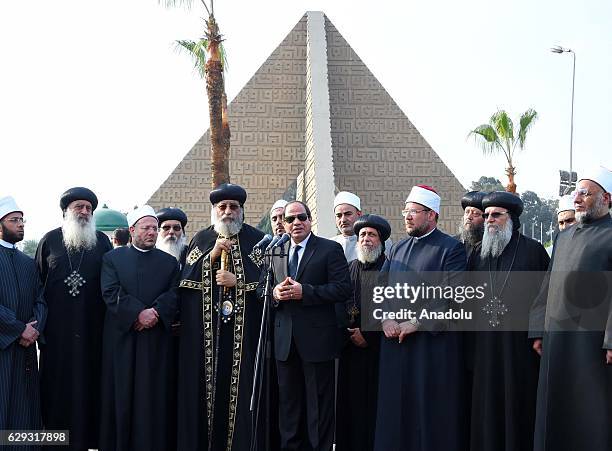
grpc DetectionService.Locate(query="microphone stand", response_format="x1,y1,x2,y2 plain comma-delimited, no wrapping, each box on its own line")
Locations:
250,243,286,451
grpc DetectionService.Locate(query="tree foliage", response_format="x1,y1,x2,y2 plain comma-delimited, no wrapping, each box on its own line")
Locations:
21,239,38,258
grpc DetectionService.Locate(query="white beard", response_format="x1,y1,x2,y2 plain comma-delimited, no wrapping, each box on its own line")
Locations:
213,213,244,237
156,234,187,261
62,209,98,252
576,193,609,224
480,218,513,259
357,243,383,264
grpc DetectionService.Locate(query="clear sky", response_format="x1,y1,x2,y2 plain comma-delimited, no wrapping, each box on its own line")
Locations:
1,0,610,240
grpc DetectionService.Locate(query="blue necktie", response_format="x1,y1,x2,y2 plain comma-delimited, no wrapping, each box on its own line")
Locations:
288,244,301,279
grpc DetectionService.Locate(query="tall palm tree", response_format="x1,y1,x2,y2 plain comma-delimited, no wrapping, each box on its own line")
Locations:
469,109,538,193
164,0,230,188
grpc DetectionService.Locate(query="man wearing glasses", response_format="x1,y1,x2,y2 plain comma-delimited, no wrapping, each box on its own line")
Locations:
99,205,179,451
270,200,352,451
530,166,612,451
0,196,47,435
177,183,268,451
156,207,189,268
375,184,467,451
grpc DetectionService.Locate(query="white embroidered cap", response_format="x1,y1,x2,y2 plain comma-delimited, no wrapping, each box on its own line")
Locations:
578,166,612,194
557,194,575,213
0,196,22,221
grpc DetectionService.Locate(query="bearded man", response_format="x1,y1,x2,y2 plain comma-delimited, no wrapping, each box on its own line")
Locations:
177,183,268,451
156,207,189,268
336,214,390,451
269,199,288,237
467,192,549,451
375,185,467,451
35,187,112,451
530,166,612,451
0,197,47,448
456,191,486,262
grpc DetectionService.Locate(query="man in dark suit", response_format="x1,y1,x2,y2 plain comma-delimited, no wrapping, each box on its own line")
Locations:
271,200,352,451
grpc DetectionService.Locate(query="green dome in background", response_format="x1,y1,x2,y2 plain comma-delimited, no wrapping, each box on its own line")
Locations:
94,204,128,231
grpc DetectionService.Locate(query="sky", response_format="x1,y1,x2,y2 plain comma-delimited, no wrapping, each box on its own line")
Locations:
1,0,611,240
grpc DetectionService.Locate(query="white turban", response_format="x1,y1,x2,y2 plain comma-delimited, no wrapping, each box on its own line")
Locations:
127,205,157,227
270,199,288,214
334,191,361,210
405,185,441,214
557,194,575,213
0,196,21,221
578,166,612,194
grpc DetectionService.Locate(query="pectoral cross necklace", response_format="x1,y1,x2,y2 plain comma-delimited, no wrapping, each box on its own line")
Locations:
484,237,519,328
64,249,86,297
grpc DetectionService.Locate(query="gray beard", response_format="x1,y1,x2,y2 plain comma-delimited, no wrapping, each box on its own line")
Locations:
357,243,383,264
576,193,609,224
459,221,484,246
156,234,187,261
214,215,243,237
62,210,97,252
480,218,513,259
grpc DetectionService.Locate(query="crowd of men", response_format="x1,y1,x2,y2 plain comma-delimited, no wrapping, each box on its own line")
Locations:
0,165,610,451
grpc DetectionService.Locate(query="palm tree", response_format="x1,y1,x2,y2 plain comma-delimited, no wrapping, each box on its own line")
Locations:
469,109,538,193
164,0,230,188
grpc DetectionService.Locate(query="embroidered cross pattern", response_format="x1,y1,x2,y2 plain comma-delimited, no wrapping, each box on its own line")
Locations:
64,270,86,297
482,296,508,328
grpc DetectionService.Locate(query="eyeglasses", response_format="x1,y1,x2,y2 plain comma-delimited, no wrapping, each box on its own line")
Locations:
483,211,508,220
573,188,599,198
216,203,240,211
284,213,309,223
161,225,182,232
3,217,26,224
402,209,428,217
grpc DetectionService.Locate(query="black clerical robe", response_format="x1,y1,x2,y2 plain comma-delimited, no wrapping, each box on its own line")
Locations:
530,214,612,451
468,232,549,451
35,228,111,450
336,253,385,451
99,246,179,451
374,229,467,451
177,224,268,451
0,245,47,451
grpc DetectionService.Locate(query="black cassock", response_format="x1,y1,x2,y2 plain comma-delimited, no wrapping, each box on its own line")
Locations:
35,228,112,450
99,246,179,451
530,214,612,451
336,253,385,451
468,232,549,451
178,224,271,451
374,229,467,451
0,245,47,451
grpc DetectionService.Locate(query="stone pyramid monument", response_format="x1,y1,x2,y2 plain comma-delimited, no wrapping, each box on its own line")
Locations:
148,11,466,241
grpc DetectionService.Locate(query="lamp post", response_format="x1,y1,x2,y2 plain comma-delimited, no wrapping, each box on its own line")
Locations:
551,45,576,179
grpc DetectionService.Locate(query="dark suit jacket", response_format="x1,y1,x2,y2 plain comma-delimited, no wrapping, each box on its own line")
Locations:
270,233,351,363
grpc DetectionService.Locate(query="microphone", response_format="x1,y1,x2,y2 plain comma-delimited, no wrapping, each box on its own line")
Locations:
254,234,273,251
265,234,282,251
272,233,290,249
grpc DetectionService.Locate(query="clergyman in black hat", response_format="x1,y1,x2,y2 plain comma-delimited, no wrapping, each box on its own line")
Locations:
156,207,189,268
176,183,273,451
35,186,112,450
467,191,549,451
455,190,486,262
336,214,390,451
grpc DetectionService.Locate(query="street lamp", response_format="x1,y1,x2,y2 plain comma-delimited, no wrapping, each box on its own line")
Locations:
551,45,576,181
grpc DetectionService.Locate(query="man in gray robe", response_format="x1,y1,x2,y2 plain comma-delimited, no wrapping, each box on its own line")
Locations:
530,165,612,451
0,197,47,449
